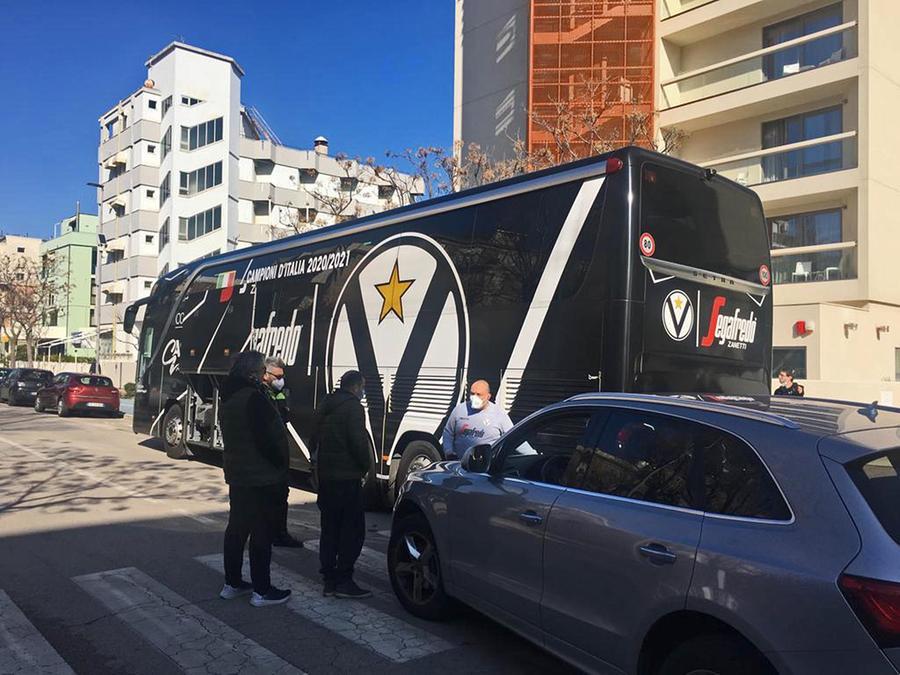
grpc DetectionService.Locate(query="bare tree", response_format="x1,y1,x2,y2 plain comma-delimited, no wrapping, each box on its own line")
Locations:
301,152,361,222
0,253,71,366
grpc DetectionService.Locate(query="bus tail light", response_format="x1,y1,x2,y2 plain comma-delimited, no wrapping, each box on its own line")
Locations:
839,574,900,648
606,157,624,174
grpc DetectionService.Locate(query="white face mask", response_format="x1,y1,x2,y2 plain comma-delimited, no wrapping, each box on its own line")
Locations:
469,394,485,410
271,378,285,392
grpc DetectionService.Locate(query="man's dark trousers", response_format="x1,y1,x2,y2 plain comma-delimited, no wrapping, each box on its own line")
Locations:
317,479,365,584
224,483,283,594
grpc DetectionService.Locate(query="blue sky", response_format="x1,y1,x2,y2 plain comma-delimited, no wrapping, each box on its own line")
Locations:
0,0,454,239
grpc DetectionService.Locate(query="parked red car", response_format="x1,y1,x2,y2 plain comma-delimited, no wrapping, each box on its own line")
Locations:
35,373,121,417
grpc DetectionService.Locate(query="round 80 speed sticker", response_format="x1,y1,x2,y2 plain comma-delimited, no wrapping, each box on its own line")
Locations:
639,232,656,257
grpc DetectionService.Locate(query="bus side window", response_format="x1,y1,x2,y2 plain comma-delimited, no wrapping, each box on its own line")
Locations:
139,326,154,379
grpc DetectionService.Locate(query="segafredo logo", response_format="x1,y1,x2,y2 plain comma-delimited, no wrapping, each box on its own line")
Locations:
241,308,304,366
662,290,694,341
700,296,758,350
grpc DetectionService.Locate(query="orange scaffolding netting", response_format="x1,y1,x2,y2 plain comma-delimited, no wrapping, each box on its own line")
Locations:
529,0,655,159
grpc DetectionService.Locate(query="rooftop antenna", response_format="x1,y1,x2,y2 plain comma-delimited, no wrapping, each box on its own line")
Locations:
858,400,879,423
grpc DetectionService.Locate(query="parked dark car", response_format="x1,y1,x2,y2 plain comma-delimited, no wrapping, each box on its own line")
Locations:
35,373,121,417
390,393,900,675
0,368,53,405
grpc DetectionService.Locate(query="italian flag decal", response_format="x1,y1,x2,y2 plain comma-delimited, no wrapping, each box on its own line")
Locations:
216,270,236,303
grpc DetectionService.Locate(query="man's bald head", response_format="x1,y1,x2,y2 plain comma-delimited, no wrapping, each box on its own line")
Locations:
469,380,492,409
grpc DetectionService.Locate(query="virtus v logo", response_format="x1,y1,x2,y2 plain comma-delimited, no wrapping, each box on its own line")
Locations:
326,233,469,454
662,290,694,341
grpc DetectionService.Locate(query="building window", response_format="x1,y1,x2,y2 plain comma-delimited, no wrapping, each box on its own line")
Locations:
144,280,153,289
162,96,172,116
762,106,843,182
254,159,275,176
763,4,843,81
90,309,95,327
160,172,171,206
769,209,852,283
378,185,395,200
105,119,116,139
159,218,170,252
145,235,154,244
107,249,124,263
181,95,201,106
179,205,222,241
47,309,59,327
180,117,224,151
107,292,123,305
161,127,172,160
147,144,156,154
146,189,155,198
16,246,25,253
179,161,223,196
148,99,158,110
773,347,807,379
340,176,358,191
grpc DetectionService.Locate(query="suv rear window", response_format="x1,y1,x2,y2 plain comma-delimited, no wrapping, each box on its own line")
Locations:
847,450,900,545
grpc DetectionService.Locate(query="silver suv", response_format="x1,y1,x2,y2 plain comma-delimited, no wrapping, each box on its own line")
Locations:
388,394,900,675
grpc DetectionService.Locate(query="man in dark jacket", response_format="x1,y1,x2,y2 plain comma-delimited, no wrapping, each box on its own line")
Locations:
218,350,291,607
313,370,372,599
261,356,302,549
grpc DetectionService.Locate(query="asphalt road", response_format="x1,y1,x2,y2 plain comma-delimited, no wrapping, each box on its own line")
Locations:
0,404,575,674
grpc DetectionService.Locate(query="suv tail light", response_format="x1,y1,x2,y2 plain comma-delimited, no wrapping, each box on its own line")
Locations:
839,574,900,648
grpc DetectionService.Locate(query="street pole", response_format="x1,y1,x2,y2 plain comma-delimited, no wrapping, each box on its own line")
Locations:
86,182,104,364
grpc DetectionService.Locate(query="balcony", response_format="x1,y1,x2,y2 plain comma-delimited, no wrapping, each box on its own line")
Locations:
771,241,857,284
661,20,857,109
698,131,856,187
660,0,716,20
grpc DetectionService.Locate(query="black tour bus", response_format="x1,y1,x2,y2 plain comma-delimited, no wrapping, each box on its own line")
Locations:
125,146,773,506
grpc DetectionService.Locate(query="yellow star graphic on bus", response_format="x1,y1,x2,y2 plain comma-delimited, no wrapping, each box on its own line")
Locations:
375,261,414,323
674,296,684,310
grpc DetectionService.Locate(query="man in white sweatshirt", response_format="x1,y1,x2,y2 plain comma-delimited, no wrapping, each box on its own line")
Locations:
441,379,513,460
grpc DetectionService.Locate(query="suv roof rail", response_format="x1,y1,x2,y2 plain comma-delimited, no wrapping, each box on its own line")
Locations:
566,393,801,430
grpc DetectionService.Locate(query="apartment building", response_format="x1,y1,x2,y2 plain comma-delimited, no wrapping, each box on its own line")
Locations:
97,42,416,355
455,0,900,401
0,233,43,362
40,213,99,358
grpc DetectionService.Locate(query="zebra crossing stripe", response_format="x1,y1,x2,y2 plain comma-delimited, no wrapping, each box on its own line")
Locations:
196,554,452,663
0,590,74,675
73,567,303,674
301,539,388,586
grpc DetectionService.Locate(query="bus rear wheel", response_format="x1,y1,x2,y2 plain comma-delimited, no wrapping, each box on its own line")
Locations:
162,404,190,459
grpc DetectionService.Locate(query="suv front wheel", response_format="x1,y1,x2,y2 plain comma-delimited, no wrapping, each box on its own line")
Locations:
658,634,774,675
388,512,453,621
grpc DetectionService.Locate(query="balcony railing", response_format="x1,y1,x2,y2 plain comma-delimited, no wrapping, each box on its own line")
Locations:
661,21,857,108
660,0,716,20
699,131,856,187
771,241,856,284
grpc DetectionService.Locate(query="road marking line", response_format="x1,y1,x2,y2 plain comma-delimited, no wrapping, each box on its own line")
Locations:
0,437,216,526
196,554,451,662
0,590,75,675
73,567,302,674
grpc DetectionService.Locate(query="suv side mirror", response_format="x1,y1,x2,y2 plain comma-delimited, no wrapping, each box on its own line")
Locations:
461,443,493,473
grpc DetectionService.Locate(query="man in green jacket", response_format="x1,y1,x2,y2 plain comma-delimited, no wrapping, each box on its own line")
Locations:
313,370,372,599
218,351,291,607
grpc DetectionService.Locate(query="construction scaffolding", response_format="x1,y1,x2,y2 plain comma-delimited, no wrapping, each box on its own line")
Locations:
529,0,655,158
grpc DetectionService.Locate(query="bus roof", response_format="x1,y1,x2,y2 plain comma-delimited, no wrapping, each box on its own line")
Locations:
155,146,758,288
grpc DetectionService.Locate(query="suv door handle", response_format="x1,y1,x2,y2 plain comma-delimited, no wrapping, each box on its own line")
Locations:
518,511,543,526
639,543,677,565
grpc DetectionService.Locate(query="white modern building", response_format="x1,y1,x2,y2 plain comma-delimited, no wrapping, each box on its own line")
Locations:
97,42,417,355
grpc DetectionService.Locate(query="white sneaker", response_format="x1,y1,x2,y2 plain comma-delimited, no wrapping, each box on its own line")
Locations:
250,587,291,607
219,581,253,599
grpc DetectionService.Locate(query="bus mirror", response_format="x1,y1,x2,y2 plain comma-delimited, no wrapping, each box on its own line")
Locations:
123,305,138,334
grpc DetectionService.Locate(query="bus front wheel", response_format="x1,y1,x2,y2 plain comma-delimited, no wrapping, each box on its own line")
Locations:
391,441,442,504
162,404,189,460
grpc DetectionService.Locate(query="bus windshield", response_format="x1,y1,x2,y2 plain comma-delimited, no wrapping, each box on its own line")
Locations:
640,162,768,283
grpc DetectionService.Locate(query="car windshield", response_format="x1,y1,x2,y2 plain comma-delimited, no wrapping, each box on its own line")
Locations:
21,370,51,381
847,449,900,545
74,376,114,387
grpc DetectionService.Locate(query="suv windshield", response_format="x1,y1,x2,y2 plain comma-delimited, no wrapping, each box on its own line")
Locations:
846,449,900,545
